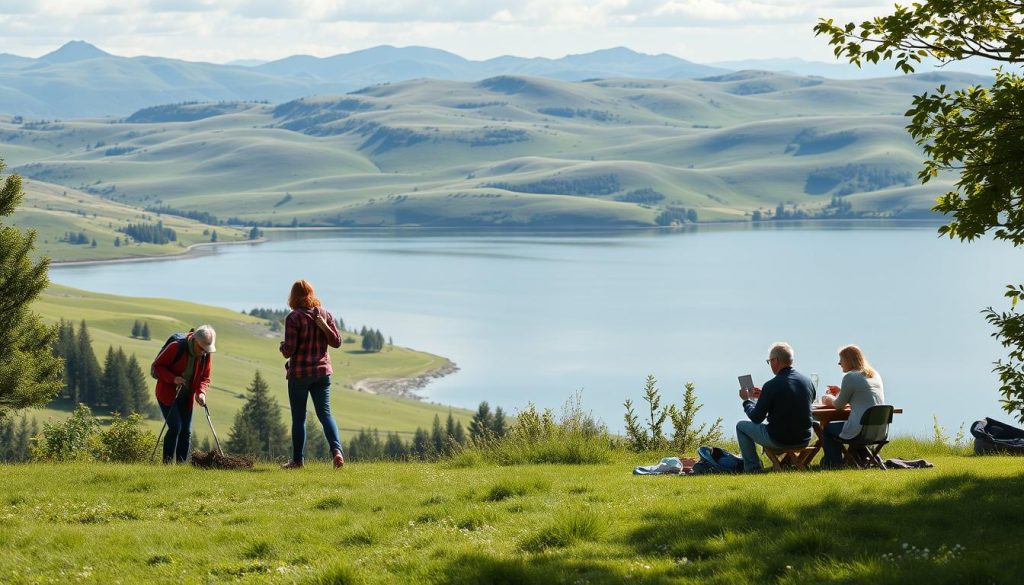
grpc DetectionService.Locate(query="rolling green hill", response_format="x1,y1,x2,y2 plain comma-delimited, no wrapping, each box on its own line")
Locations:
4,72,975,230
29,285,466,443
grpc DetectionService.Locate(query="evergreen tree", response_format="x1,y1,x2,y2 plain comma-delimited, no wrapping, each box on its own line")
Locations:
225,371,288,459
53,320,77,401
141,322,150,340
374,330,385,352
99,346,121,407
75,321,102,407
0,158,63,419
131,320,141,338
491,406,508,438
0,416,13,460
430,414,445,456
384,432,408,460
125,353,155,417
114,236,121,247
210,230,217,243
468,401,494,443
411,427,432,460
361,333,372,352
453,420,467,446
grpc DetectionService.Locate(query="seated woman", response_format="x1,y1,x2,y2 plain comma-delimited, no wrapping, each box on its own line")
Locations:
820,344,885,468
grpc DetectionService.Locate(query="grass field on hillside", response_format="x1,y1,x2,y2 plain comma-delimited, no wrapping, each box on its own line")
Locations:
3,73,973,229
31,285,467,444
10,178,248,262
1,445,1021,584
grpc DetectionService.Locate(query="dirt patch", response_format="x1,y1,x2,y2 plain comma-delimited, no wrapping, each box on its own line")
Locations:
351,360,458,400
191,450,255,470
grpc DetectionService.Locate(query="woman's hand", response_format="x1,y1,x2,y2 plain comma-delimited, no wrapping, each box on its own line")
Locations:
173,376,185,386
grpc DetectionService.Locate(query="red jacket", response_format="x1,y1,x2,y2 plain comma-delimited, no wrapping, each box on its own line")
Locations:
153,333,211,411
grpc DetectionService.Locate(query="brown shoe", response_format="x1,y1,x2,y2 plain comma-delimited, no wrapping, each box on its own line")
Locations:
281,460,303,469
333,450,345,469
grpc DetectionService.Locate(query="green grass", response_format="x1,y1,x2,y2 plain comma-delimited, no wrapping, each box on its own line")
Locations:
10,178,248,262
31,284,469,443
2,446,1021,584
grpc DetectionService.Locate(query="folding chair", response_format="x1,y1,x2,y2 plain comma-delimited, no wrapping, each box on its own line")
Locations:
834,405,894,470
763,445,813,471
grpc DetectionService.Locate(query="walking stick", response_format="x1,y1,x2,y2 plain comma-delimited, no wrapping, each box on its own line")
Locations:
151,384,184,463
203,404,224,456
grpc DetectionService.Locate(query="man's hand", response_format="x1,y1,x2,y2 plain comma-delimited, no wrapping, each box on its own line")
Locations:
197,392,207,407
739,387,761,401
174,376,185,386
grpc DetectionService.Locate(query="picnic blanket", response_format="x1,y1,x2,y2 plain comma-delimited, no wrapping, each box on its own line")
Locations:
633,457,683,475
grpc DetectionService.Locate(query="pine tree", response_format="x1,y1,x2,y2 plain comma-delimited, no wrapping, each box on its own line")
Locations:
225,371,288,459
140,322,150,340
384,432,408,460
361,333,372,352
0,159,63,418
75,321,102,407
99,346,120,407
374,330,385,352
411,427,431,460
53,320,77,401
491,406,508,438
430,414,445,456
131,320,141,338
468,401,494,443
0,416,13,460
125,353,155,417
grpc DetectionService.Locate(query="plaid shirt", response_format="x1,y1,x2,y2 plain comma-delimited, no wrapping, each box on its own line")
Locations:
280,307,341,380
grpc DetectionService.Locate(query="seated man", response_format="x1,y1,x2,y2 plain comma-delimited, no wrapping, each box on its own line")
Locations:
736,341,814,472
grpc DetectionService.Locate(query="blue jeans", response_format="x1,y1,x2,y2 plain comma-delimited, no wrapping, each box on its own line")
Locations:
822,421,846,467
736,420,806,472
288,375,342,463
159,400,193,464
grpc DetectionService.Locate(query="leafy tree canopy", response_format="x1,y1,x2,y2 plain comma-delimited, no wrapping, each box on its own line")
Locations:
816,1,1024,420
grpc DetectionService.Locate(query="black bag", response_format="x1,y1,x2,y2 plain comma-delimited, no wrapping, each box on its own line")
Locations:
691,446,744,474
150,330,191,379
970,417,1024,455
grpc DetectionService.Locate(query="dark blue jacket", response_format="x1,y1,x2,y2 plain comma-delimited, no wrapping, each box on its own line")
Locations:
743,366,814,446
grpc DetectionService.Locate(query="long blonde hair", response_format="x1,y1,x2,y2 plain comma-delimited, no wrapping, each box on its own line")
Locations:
839,344,877,378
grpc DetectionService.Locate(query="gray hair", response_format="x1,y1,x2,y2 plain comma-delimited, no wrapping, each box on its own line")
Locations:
769,342,794,365
194,324,216,346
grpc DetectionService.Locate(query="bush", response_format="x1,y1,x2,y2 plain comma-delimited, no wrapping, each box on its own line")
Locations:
32,405,155,463
33,404,100,462
457,391,618,465
97,412,156,463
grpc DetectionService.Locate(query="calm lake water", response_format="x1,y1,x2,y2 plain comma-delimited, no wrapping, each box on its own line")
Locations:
51,222,1015,435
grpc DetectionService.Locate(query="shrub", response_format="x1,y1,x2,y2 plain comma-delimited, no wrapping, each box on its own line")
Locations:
624,376,721,454
96,412,155,463
33,404,100,462
460,391,618,465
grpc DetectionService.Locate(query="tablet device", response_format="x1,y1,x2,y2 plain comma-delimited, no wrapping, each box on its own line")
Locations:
738,374,754,391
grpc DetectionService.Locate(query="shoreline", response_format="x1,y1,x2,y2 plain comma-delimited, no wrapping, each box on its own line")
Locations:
49,237,267,267
350,360,459,400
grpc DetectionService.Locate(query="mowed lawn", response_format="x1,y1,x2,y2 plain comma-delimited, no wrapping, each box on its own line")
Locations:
1,450,1022,584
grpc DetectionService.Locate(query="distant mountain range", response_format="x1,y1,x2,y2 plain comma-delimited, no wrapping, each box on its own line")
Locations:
0,41,1002,119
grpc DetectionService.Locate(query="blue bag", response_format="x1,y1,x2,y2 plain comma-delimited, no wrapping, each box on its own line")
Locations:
695,446,744,474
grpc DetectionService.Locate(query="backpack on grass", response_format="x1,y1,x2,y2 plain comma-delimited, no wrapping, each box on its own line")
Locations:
150,329,192,379
691,446,744,474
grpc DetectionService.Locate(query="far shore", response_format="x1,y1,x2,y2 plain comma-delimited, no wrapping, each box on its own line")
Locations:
49,237,267,267
349,360,459,400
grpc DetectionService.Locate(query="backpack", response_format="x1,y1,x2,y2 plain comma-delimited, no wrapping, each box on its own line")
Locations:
150,330,191,379
692,446,744,474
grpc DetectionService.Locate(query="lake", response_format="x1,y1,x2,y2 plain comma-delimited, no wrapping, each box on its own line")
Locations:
51,222,1015,436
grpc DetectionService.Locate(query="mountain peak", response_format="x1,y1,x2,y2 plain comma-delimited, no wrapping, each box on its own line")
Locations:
40,41,111,64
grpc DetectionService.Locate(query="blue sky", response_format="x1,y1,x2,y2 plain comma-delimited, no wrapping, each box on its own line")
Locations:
0,1,902,63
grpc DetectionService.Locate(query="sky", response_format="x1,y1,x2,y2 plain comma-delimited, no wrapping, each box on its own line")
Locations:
0,1,907,64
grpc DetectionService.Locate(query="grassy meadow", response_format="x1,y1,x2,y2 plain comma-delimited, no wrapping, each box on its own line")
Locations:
31,284,467,444
2,72,978,233
9,178,248,262
1,441,1021,584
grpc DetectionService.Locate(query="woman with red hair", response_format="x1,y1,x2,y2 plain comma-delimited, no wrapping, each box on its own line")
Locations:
279,279,344,469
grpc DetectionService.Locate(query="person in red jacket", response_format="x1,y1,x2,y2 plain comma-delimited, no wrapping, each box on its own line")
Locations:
153,325,216,463
279,279,344,469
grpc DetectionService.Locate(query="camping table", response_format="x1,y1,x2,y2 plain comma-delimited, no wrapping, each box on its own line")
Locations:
802,405,903,466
